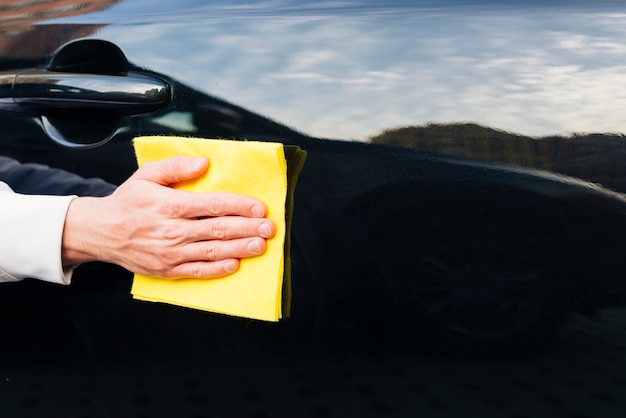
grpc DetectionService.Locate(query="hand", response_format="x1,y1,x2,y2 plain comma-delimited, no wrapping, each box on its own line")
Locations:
61,155,276,279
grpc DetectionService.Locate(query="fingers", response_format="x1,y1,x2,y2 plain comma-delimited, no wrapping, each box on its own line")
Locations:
169,259,241,279
162,237,268,279
174,216,276,242
148,216,276,279
133,156,209,186
161,191,268,219
189,237,268,262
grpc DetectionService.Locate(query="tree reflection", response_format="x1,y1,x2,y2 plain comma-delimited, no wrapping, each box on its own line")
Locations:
371,123,626,193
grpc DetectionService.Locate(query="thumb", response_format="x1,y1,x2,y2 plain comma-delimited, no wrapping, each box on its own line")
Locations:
133,156,209,185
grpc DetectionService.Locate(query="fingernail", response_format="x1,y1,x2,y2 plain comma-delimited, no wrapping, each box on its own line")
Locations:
258,223,272,237
247,239,262,254
224,260,238,273
192,157,207,171
252,205,265,218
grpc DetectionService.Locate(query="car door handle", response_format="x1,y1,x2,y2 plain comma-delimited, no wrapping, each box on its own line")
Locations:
0,69,170,115
0,39,171,148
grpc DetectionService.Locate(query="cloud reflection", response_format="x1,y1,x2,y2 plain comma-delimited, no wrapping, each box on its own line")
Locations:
52,3,626,139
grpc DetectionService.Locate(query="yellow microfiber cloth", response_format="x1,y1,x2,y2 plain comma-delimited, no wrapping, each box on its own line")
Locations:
131,136,306,322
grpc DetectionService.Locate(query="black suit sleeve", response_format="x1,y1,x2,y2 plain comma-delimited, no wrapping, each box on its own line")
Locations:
0,156,116,197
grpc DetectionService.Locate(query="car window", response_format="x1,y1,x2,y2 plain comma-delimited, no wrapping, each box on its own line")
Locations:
1,1,626,417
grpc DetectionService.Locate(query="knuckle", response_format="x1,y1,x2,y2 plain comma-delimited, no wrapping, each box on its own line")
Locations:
209,219,228,239
189,266,203,278
180,264,218,279
204,244,221,261
152,261,172,278
206,195,225,215
154,248,179,269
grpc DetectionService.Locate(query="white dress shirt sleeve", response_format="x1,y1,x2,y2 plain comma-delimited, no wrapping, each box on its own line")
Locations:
0,182,76,285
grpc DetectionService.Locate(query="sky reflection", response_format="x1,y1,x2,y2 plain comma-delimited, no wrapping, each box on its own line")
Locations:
49,2,626,140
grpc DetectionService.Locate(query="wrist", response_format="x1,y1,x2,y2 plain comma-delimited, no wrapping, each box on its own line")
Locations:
61,196,101,266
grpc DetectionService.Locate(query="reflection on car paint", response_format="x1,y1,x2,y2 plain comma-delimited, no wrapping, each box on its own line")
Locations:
2,1,626,417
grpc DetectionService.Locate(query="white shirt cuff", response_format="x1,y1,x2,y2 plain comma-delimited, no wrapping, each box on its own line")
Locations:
0,186,76,285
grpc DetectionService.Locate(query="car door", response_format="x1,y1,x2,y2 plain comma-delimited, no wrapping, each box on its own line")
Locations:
2,1,626,417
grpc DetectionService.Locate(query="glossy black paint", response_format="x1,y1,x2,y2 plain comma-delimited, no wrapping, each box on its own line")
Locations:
3,2,626,417
2,48,626,357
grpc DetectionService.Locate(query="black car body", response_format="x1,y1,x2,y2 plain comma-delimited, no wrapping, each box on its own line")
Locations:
2,1,626,416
